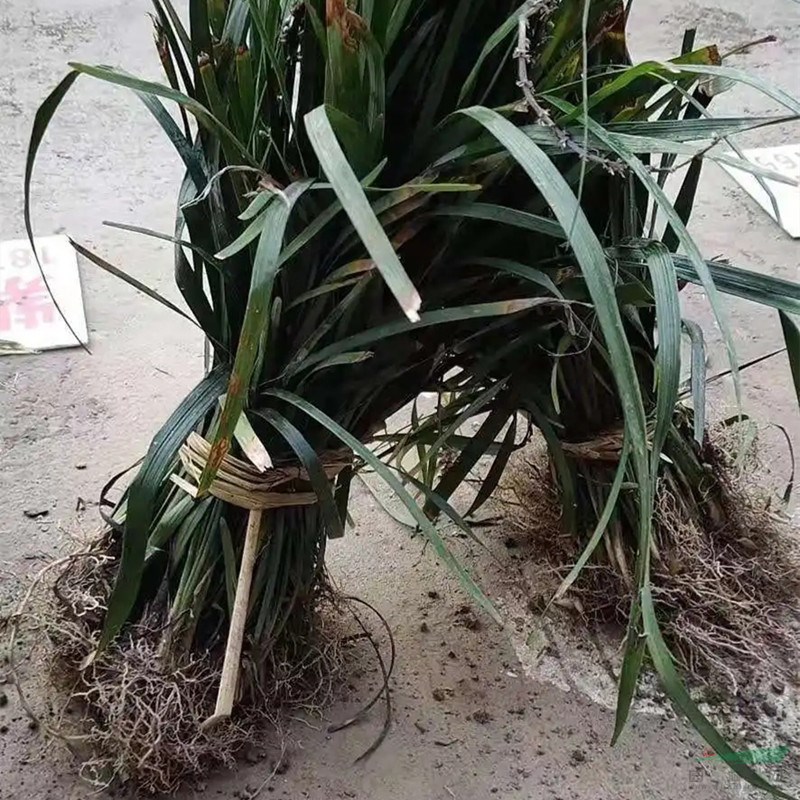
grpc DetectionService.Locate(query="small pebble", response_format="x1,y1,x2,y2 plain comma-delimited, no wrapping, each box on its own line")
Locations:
762,699,779,718
244,747,264,764
570,748,587,765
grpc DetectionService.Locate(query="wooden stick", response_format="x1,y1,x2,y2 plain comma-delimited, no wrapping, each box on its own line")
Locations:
202,508,263,730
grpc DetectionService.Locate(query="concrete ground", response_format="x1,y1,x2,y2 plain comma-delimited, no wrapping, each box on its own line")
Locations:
1,1,799,798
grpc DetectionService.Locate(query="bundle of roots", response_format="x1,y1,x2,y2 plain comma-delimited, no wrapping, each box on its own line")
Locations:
9,544,347,795
503,424,800,693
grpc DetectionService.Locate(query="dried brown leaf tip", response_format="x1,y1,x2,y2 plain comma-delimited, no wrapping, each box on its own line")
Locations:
326,0,366,51
592,7,627,48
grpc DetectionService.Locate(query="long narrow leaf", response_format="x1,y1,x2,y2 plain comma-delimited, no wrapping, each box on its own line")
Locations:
465,413,519,518
98,367,229,651
198,181,313,495
23,72,88,350
458,2,526,105
305,105,422,322
264,389,501,623
69,63,252,162
458,107,650,479
293,298,561,374
682,319,707,443
256,408,345,539
455,107,659,742
69,239,198,325
780,312,800,411
551,99,740,407
642,586,795,799
670,256,800,316
429,203,565,239
643,241,682,477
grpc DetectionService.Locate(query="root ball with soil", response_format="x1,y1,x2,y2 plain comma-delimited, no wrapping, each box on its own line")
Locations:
504,419,800,693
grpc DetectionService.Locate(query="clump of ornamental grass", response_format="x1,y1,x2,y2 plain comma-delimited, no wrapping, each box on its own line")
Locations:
19,0,800,797
486,10,800,760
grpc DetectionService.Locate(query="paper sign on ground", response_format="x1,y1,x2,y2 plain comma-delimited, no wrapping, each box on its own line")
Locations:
721,144,800,238
0,235,88,352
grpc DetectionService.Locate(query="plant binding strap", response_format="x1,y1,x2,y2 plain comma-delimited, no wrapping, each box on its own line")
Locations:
561,424,654,463
170,432,351,727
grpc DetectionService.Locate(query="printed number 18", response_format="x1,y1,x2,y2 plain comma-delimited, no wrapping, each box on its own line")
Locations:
7,246,53,269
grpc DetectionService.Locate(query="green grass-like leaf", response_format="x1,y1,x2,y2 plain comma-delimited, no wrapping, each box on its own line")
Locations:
642,586,796,799
98,367,228,651
264,388,501,624
198,180,313,495
780,311,800,411
305,105,422,321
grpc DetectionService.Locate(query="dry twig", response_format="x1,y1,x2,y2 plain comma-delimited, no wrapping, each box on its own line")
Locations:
515,1,624,174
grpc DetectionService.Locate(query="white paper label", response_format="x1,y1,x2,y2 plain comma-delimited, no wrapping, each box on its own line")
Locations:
721,144,800,239
0,235,88,352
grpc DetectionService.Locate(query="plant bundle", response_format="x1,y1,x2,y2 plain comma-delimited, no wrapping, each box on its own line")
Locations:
23,0,800,795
